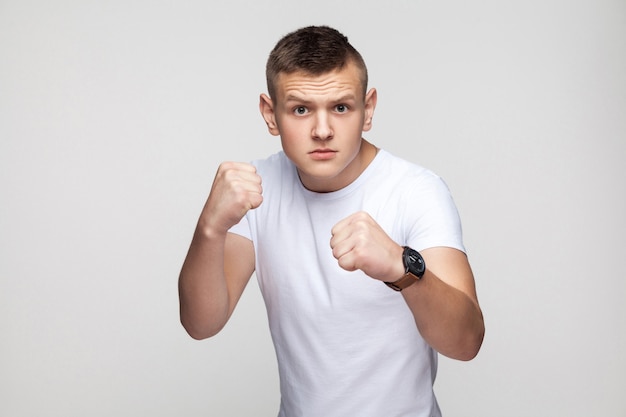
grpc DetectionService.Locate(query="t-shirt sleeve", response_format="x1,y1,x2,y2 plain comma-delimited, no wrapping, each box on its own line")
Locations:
407,174,465,254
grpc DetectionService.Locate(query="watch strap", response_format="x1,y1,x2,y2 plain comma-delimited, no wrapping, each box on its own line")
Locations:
384,272,420,291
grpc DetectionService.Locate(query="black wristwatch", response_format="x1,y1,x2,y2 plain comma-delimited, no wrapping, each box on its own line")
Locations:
384,246,426,291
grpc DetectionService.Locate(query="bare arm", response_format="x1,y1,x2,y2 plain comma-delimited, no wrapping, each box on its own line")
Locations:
399,246,484,361
330,211,484,360
178,162,261,340
179,231,255,339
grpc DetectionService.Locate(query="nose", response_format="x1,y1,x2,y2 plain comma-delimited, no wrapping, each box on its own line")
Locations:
312,111,333,141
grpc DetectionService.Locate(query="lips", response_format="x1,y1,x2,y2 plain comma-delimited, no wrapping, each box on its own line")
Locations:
309,149,337,160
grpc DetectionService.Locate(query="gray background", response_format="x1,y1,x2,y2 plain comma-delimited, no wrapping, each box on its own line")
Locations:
1,0,624,416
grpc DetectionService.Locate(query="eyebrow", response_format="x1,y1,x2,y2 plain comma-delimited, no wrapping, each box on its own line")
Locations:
284,94,309,104
283,93,357,104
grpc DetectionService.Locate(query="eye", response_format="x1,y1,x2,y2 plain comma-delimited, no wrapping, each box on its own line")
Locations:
335,104,348,113
294,106,308,115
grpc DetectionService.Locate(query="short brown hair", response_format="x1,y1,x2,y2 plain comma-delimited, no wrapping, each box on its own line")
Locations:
265,26,368,99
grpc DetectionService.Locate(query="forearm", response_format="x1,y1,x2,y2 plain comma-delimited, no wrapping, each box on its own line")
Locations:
178,227,231,339
402,272,484,361
178,161,261,339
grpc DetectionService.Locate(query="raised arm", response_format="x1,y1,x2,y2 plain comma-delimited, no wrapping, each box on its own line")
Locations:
400,246,484,361
330,211,484,360
178,162,261,340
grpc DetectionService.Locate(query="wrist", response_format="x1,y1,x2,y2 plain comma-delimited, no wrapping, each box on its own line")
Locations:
196,218,229,241
384,246,426,291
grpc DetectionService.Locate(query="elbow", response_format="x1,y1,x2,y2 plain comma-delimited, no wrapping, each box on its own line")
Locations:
440,319,485,361
456,323,485,361
456,343,482,361
181,319,224,340
458,305,486,361
180,311,227,340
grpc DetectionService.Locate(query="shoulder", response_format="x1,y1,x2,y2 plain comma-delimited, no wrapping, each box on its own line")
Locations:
250,151,295,180
373,149,450,194
250,150,288,169
374,150,464,251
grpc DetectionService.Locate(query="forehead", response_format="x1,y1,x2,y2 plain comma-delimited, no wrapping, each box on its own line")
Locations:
274,62,364,102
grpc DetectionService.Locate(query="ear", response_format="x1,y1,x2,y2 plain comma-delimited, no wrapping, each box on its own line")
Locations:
362,88,377,132
259,93,280,136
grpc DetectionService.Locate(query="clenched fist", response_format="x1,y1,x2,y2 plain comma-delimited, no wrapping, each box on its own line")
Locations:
199,161,263,235
330,211,404,282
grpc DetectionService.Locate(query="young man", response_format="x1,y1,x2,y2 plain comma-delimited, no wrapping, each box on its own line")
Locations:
179,25,484,416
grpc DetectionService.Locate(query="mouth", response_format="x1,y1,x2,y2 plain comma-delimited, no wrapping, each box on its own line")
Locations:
309,148,337,161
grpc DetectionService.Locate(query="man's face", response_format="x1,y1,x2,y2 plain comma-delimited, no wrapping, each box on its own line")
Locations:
260,62,377,193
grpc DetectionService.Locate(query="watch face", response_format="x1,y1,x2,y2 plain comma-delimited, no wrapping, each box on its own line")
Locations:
404,247,426,277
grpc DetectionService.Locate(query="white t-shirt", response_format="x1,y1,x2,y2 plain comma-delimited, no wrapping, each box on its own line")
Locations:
230,149,464,417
